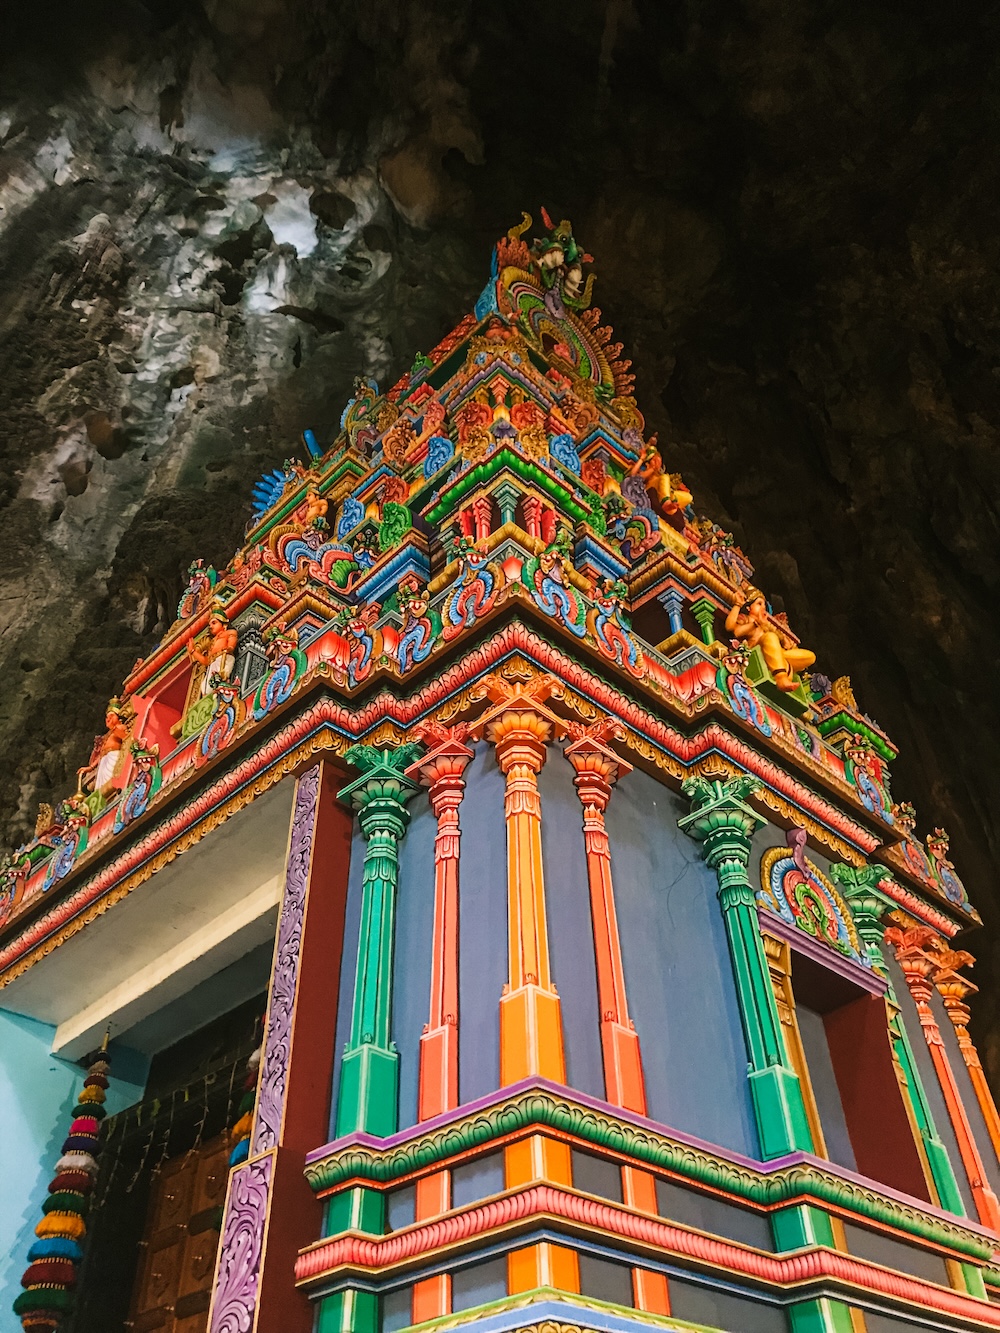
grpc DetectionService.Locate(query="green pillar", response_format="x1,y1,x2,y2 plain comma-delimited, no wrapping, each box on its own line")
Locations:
679,773,813,1159
334,743,422,1138
690,595,718,645
320,743,421,1333
833,864,966,1217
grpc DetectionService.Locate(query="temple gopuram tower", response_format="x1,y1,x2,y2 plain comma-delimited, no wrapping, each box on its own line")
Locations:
3,212,1000,1333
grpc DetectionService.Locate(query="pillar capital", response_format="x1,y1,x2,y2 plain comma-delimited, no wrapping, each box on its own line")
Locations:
470,677,566,774
339,743,422,837
678,770,763,874
932,948,978,1043
564,724,632,815
884,924,941,1001
406,724,474,817
830,863,893,967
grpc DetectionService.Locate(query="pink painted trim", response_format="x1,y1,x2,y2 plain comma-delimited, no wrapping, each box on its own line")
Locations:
294,1184,998,1324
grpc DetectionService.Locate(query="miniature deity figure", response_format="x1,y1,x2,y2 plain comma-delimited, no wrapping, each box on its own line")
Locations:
530,209,595,316
725,588,816,692
622,440,693,530
298,487,328,531
78,698,133,797
188,611,239,694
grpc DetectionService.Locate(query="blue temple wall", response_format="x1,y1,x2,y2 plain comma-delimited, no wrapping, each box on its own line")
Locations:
392,796,436,1129
330,823,363,1136
605,765,759,1158
538,753,605,1101
0,1013,147,1321
457,744,507,1106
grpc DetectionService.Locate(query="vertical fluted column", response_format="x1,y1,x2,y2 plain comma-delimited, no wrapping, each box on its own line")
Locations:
565,733,646,1109
933,949,1000,1168
471,679,578,1297
680,773,858,1333
679,772,813,1158
407,730,474,1120
472,688,567,1084
565,729,669,1316
334,744,421,1139
833,866,965,1215
319,746,421,1333
886,925,1000,1232
406,728,473,1325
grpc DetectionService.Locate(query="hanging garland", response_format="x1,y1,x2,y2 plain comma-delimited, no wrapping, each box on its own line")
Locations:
14,1041,112,1332
228,1043,261,1168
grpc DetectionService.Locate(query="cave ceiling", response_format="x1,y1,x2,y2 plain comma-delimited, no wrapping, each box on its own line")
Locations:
1,0,999,1067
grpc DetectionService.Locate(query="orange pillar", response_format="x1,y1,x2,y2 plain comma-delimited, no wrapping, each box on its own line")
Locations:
472,680,578,1296
565,730,670,1316
886,926,1000,1232
405,728,474,1323
932,948,1000,1172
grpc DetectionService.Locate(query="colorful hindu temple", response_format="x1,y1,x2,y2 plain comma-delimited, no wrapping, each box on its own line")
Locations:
3,211,1000,1333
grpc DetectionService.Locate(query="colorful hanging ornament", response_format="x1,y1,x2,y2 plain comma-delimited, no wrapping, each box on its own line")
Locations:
14,1036,111,1332
227,1044,261,1168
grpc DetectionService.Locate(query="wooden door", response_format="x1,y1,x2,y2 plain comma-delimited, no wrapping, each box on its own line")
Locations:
128,1134,229,1333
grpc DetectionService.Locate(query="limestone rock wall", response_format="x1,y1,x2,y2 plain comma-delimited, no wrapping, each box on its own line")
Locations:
2,1,999,1070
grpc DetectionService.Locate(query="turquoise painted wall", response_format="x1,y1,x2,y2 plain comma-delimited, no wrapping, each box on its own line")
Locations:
0,1012,148,1321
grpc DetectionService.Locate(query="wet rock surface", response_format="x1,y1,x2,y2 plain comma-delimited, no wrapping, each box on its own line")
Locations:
1,2,999,1068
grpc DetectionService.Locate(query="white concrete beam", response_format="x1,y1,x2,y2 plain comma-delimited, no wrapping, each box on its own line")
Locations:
52,874,282,1059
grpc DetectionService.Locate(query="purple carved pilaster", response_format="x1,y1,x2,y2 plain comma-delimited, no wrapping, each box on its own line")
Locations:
209,1153,273,1333
252,763,320,1154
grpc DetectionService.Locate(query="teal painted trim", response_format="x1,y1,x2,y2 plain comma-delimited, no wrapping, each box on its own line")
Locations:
770,1203,836,1251
961,1262,988,1300
316,1287,379,1333
305,1088,993,1261
787,1297,856,1333
335,745,421,1141
423,448,592,526
679,774,813,1159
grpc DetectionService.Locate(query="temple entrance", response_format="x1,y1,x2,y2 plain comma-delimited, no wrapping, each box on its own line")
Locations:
128,1134,229,1333
67,990,268,1333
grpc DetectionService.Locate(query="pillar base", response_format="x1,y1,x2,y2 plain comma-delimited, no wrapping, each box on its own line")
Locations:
748,1064,813,1158
787,1297,856,1333
418,1024,458,1123
508,1241,580,1294
601,1020,647,1114
316,1288,378,1333
500,984,566,1085
923,1131,965,1214
336,1044,398,1139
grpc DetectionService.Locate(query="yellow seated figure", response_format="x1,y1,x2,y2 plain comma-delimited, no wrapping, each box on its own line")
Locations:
725,588,815,692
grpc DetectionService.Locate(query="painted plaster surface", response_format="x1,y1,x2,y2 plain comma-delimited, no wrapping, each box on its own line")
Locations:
457,746,507,1105
392,797,436,1129
538,755,604,1102
0,1014,147,1319
605,766,758,1157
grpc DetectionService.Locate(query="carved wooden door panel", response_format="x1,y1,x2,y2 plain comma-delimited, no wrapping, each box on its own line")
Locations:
129,1135,227,1333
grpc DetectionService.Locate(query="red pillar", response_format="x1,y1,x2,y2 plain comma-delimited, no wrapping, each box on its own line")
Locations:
886,925,1000,1233
406,728,474,1325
